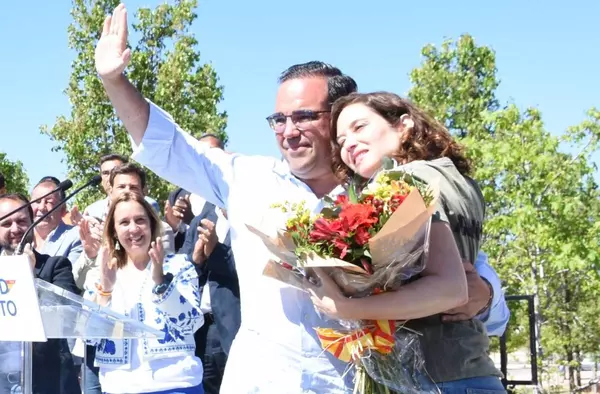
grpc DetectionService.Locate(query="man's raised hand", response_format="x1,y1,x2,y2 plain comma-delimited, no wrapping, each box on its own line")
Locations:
95,3,131,81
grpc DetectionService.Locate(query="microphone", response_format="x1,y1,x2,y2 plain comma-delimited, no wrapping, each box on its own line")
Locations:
0,179,73,222
16,175,102,255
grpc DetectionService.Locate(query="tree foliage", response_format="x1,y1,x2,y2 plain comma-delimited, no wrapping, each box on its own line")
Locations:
409,35,499,138
408,34,600,390
42,0,227,209
0,153,30,196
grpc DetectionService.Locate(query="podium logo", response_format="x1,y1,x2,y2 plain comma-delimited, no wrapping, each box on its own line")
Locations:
0,279,15,294
0,279,18,317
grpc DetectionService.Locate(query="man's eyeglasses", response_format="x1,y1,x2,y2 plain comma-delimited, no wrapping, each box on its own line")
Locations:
266,110,330,133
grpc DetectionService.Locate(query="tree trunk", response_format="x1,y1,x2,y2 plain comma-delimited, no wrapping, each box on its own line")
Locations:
567,348,575,391
531,257,544,392
575,349,582,388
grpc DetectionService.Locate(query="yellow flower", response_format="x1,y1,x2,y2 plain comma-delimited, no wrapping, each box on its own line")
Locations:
272,200,315,230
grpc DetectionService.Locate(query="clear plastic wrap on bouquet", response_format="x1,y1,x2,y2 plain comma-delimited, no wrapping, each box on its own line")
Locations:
357,327,439,394
312,314,439,393
247,175,441,394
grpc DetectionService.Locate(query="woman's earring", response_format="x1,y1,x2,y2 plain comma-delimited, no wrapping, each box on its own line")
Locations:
115,239,121,251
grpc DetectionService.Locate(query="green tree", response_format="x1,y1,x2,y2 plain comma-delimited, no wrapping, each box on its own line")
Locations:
0,152,30,196
408,34,600,390
409,34,499,138
42,0,227,209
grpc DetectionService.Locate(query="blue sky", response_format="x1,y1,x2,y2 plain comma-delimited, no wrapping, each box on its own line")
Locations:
1,0,598,190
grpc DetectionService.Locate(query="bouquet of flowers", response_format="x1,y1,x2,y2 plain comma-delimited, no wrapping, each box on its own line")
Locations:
248,165,440,394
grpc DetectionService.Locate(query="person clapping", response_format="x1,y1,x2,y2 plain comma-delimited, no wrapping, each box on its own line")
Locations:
89,192,205,394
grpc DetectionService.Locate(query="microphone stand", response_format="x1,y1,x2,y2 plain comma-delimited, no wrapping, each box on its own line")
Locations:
0,180,73,222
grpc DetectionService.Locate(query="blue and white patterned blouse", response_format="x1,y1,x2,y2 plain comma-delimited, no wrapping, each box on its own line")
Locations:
90,253,204,393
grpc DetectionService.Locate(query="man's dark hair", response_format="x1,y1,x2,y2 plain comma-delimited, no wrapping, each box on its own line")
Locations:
278,61,358,107
199,133,225,149
35,176,66,201
109,162,147,189
0,193,33,222
100,154,129,166
0,172,5,190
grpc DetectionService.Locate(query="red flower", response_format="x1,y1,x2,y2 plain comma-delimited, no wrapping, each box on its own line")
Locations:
332,238,351,259
310,218,347,242
335,195,349,206
362,195,375,204
354,226,371,246
389,193,408,212
338,203,378,231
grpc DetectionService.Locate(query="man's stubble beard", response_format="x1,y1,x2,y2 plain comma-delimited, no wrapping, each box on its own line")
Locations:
0,232,33,255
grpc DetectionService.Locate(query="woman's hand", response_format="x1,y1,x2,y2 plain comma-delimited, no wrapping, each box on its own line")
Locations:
149,237,165,285
98,246,117,291
305,268,351,320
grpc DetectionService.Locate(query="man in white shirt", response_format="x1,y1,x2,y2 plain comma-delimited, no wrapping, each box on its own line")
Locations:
94,5,509,392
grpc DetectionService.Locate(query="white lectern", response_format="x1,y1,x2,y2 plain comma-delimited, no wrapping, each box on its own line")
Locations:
0,255,162,394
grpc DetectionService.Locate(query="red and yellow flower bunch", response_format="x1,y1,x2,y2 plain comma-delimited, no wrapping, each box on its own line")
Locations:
274,171,434,277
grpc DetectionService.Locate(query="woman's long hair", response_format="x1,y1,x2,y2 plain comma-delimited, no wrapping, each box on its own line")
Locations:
330,92,472,180
103,192,163,269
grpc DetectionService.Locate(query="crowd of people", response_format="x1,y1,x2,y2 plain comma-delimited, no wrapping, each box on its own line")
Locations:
0,3,514,394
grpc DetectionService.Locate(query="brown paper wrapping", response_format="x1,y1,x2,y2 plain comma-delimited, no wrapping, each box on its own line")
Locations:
262,260,307,290
368,184,439,269
248,181,440,295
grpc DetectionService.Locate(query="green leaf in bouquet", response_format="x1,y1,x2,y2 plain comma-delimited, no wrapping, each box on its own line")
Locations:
320,207,341,218
322,195,336,207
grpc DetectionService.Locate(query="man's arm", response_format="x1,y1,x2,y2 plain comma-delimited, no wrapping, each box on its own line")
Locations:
475,252,510,336
96,5,236,209
102,75,149,145
96,4,148,144
441,251,510,337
